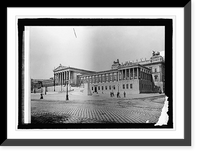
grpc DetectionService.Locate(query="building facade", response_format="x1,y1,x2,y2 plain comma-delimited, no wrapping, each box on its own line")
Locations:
79,51,165,95
53,64,96,89
80,63,157,96
48,51,165,95
139,51,165,93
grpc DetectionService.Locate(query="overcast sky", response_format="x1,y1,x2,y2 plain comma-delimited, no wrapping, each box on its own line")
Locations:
29,26,164,79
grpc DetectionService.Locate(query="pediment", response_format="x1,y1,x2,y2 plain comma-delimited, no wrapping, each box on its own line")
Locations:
54,64,67,72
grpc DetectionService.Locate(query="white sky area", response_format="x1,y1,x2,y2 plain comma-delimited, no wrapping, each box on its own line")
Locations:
29,26,165,79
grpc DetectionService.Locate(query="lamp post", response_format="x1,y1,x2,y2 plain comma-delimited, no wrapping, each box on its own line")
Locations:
39,81,43,99
66,80,69,100
54,72,55,92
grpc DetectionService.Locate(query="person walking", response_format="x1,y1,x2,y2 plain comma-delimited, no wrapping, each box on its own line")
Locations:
124,91,126,98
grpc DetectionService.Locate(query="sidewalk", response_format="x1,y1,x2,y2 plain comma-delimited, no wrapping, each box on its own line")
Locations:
31,91,165,101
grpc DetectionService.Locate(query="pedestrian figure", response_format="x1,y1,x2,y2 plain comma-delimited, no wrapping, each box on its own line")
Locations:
124,91,126,98
40,87,43,99
117,92,120,98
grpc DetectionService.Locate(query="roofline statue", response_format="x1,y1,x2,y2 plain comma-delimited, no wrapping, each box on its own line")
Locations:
152,51,160,56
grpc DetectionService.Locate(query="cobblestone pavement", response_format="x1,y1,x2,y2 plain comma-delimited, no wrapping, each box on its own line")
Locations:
31,94,165,124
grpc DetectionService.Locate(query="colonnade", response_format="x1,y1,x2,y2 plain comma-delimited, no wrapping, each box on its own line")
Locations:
81,67,144,84
54,70,71,85
119,67,139,80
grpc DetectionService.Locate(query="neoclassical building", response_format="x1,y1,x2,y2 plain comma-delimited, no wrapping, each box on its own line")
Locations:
80,63,154,95
52,51,165,95
53,65,95,87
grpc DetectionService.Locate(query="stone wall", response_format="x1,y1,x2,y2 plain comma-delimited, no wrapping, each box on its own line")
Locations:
87,79,141,96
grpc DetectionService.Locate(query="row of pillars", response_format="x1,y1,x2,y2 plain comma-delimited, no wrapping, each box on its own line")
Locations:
119,67,139,80
54,70,71,85
82,67,140,83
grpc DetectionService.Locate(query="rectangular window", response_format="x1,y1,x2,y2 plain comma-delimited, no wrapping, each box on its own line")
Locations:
126,84,129,89
109,85,111,90
98,86,100,90
113,85,115,90
123,84,125,89
102,86,104,90
105,86,107,90
130,84,133,89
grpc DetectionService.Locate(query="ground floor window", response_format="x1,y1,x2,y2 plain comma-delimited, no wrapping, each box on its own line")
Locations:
130,84,133,89
126,84,129,89
123,84,125,89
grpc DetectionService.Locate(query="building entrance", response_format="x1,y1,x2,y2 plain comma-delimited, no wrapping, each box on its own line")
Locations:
94,86,97,93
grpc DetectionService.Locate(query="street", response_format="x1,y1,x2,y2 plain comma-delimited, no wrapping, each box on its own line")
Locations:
31,92,165,124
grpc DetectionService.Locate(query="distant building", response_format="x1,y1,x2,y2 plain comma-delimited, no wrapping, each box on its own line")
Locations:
31,78,54,93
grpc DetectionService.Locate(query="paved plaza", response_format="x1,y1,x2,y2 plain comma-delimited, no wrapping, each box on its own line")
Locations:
31,91,165,124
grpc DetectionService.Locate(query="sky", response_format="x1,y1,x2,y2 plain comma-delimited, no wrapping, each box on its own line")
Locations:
29,26,165,79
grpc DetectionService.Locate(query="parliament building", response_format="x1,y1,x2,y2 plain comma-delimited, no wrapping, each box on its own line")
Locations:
52,51,165,96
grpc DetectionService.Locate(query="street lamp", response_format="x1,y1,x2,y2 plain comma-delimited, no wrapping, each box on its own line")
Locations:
39,81,43,99
54,72,55,92
66,80,69,100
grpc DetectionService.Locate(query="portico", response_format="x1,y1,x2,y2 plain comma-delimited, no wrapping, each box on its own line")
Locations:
53,64,96,91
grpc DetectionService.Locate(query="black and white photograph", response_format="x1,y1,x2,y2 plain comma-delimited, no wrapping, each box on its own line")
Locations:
18,18,173,129
4,3,192,148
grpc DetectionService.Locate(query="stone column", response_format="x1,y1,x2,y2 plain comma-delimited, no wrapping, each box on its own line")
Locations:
69,70,71,81
137,67,139,79
131,68,133,79
125,69,127,80
60,72,61,85
61,72,62,85
63,72,65,84
62,72,64,85
66,71,67,82
66,71,67,83
61,72,63,84
58,73,59,83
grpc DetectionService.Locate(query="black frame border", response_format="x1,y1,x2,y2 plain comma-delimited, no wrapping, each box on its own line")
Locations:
2,2,191,146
